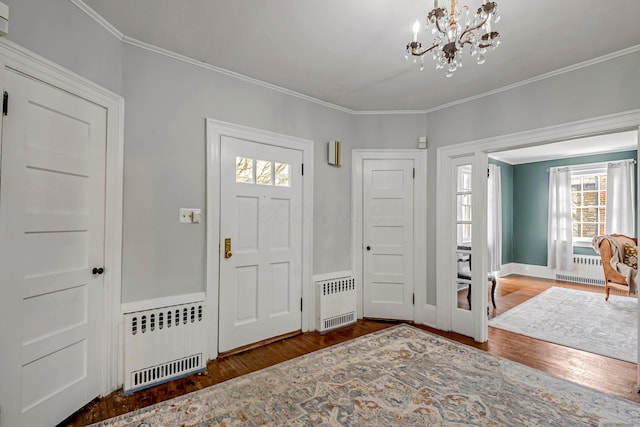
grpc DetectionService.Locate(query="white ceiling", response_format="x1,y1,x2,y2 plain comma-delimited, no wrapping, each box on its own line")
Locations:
81,0,640,112
490,130,638,165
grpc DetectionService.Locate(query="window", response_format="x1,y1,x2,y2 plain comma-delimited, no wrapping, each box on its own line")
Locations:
456,165,472,245
235,157,290,187
571,171,606,241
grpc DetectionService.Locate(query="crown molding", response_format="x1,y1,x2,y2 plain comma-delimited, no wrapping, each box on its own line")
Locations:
69,0,124,40
121,36,354,114
70,1,640,117
425,45,640,114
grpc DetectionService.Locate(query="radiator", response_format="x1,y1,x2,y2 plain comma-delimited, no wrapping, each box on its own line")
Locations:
315,275,357,333
123,302,207,393
555,255,605,286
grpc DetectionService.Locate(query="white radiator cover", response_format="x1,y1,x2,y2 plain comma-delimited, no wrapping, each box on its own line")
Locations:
555,255,605,286
123,302,206,393
315,275,357,333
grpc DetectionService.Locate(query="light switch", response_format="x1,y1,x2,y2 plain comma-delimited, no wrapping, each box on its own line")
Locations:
179,208,201,224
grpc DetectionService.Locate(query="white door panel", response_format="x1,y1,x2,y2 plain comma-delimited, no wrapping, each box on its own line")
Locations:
219,136,302,352
363,159,414,320
0,70,106,426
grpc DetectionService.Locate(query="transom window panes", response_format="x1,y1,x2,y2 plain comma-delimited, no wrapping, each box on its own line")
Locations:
275,162,290,187
256,160,272,185
235,157,254,183
571,173,606,239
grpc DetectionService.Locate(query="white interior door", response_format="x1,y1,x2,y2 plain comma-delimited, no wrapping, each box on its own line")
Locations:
0,70,106,426
363,159,414,320
451,156,475,337
219,136,303,352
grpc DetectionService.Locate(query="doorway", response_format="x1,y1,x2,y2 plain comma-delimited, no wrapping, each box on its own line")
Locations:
436,111,640,344
205,120,313,358
0,49,124,426
352,150,428,322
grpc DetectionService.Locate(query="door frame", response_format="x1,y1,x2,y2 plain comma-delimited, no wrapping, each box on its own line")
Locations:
0,39,124,395
351,149,429,323
436,109,640,343
205,119,313,360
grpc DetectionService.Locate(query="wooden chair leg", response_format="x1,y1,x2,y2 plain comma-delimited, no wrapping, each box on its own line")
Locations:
605,284,610,301
490,277,497,308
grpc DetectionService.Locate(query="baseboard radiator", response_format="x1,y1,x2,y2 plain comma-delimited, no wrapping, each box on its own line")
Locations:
555,255,605,286
123,302,207,393
315,275,357,333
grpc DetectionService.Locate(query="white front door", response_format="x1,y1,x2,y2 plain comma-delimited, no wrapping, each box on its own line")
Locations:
218,136,303,352
0,70,106,426
362,159,414,320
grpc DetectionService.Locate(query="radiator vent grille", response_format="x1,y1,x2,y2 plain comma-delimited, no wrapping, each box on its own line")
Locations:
131,354,203,390
316,275,357,333
555,255,605,286
124,302,206,393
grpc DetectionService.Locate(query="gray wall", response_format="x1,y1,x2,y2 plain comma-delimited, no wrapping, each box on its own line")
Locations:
8,3,640,305
353,114,427,149
121,45,355,302
5,0,123,95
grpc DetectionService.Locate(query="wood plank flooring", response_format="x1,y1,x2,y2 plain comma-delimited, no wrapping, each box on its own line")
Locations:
61,275,639,426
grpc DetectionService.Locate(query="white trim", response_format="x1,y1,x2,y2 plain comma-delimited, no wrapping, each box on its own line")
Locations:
205,119,314,360
0,38,124,394
69,0,125,40
351,149,428,323
123,36,353,114
71,1,640,116
436,109,640,343
508,263,555,280
312,271,354,283
352,110,428,116
121,292,206,314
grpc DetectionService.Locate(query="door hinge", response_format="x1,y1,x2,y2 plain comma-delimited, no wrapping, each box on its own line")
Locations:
412,167,415,179
412,293,415,305
3,91,8,116
300,298,303,312
301,163,304,176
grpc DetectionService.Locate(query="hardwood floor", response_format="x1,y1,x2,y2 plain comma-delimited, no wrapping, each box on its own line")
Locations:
61,275,639,426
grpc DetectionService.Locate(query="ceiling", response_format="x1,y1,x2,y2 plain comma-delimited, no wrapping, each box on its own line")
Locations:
490,130,638,165
81,0,640,112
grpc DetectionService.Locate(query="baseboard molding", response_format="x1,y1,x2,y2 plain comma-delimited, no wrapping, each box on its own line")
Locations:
499,263,555,280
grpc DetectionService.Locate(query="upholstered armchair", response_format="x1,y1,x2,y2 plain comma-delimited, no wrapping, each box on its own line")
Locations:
593,234,638,301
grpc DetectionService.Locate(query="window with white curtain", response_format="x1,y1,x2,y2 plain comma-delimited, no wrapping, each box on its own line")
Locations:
571,168,607,243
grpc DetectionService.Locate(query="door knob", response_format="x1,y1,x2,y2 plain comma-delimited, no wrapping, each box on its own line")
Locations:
92,267,104,275
366,246,371,251
224,238,233,258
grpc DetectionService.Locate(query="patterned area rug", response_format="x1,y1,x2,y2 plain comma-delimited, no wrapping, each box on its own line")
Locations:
489,286,637,363
92,324,640,426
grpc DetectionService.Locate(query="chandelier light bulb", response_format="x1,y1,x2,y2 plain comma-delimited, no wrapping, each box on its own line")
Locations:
405,0,500,77
412,20,420,42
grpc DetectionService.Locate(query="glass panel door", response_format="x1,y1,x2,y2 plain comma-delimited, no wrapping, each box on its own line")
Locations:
455,164,472,311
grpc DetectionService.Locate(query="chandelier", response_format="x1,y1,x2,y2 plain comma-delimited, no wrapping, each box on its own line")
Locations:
406,0,500,77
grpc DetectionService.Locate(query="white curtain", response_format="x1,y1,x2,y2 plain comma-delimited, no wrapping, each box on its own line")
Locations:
487,164,502,273
548,167,573,270
605,160,636,236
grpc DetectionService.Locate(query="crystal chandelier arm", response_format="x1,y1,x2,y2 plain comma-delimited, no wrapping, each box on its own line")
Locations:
459,15,489,43
407,42,440,57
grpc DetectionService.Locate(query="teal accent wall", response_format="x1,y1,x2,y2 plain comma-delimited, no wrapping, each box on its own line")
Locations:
489,158,514,264
511,150,637,266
